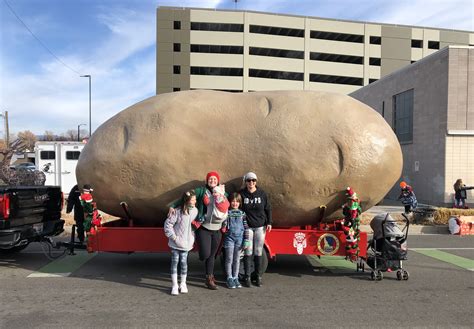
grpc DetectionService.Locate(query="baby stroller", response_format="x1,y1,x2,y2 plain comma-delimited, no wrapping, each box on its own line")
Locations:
366,213,410,281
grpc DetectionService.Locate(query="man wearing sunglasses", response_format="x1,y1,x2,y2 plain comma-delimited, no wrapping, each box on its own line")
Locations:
240,172,272,288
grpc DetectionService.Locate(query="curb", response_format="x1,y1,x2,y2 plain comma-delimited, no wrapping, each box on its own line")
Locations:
360,224,449,235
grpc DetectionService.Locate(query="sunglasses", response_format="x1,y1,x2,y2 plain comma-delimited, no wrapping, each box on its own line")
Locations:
246,179,257,182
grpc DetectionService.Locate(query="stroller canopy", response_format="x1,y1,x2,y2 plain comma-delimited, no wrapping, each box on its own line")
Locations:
370,213,404,240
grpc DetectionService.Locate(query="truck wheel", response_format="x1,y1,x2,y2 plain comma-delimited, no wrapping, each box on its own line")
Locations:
0,244,29,254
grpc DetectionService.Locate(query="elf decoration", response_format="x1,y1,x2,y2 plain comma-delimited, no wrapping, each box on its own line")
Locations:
342,187,362,261
80,184,102,234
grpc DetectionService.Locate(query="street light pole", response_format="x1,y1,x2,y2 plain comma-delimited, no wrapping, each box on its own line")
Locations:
77,123,86,142
0,111,9,146
80,75,92,137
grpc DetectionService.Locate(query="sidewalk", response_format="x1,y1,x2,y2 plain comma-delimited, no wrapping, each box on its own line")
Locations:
361,204,449,235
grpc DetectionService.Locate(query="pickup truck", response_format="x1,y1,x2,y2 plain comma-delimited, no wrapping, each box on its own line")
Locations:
0,186,65,253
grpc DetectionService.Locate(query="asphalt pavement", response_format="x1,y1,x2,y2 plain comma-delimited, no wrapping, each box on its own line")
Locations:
1,234,473,329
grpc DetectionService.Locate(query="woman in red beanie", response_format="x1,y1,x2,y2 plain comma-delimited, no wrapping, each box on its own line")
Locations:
169,171,228,290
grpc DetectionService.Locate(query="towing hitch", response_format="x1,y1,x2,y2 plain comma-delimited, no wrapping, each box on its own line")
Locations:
45,224,87,255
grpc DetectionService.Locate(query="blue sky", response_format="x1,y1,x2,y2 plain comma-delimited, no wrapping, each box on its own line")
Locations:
0,0,472,136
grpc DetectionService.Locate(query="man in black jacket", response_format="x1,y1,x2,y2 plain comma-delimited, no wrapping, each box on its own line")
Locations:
66,184,84,243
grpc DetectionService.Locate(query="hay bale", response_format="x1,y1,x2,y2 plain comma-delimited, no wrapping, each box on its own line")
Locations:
434,208,474,224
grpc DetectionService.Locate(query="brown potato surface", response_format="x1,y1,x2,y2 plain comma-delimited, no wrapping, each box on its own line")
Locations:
76,90,402,226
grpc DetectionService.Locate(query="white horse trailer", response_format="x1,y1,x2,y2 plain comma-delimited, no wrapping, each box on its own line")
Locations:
35,141,85,194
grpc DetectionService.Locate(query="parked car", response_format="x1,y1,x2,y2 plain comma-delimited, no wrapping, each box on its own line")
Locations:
11,162,36,171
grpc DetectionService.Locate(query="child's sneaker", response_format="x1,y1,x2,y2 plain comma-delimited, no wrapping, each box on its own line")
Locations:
171,285,179,296
226,277,236,289
233,277,242,288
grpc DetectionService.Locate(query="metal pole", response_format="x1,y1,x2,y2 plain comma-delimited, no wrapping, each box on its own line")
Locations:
5,111,9,147
80,75,92,138
77,123,86,142
88,76,91,137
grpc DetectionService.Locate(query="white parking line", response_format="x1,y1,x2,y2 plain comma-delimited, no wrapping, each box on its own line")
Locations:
411,248,474,250
27,272,71,278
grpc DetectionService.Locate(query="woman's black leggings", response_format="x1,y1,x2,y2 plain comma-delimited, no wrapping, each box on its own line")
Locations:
196,227,222,275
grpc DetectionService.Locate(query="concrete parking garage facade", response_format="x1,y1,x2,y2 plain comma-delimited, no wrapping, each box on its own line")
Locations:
156,6,473,95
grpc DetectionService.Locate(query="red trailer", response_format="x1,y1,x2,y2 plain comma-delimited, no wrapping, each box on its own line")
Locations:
83,211,367,274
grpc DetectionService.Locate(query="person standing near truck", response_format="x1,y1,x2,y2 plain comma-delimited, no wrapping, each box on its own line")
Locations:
164,190,198,296
66,184,84,243
168,171,228,290
240,172,272,288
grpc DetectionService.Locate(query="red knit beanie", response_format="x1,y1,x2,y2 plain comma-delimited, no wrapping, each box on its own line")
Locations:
206,171,220,184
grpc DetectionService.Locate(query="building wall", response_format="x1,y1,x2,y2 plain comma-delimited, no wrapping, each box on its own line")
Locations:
157,7,473,95
351,47,474,206
445,47,474,204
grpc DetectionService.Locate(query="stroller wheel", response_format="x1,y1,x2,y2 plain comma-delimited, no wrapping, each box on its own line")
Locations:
371,270,383,281
370,271,376,281
396,270,403,281
376,270,383,281
402,270,409,280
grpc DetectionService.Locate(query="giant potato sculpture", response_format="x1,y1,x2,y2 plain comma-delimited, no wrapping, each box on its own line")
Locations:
76,90,402,226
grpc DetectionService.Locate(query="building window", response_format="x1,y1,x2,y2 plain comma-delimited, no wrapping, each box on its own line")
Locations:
309,74,363,86
191,22,244,32
370,36,381,45
310,52,363,64
173,21,181,30
249,25,304,38
369,57,381,66
392,89,414,143
173,65,181,74
173,43,181,52
428,41,440,49
40,151,55,160
411,39,422,48
369,79,378,84
190,67,243,76
311,30,363,43
250,47,304,59
173,88,181,92
249,69,303,81
190,44,243,54
66,151,81,160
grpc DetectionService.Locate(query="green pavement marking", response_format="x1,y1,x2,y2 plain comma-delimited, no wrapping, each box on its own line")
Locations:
27,252,96,278
412,249,474,271
307,255,357,273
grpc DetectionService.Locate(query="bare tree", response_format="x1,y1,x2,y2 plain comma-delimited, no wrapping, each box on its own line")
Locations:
43,130,55,141
0,138,45,186
17,130,37,151
62,129,77,141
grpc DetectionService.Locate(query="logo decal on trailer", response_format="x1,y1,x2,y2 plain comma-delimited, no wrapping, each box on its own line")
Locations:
293,232,307,255
317,233,340,255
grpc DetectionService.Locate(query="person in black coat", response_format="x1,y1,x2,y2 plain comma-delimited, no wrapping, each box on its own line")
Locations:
66,184,84,243
454,179,474,209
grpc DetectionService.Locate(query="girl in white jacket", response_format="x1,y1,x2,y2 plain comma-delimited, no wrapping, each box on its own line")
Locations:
164,190,198,295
